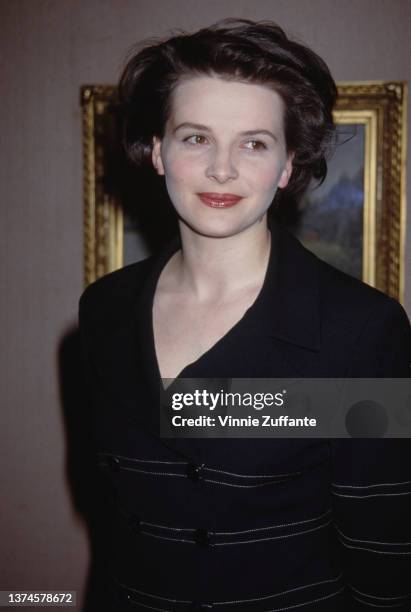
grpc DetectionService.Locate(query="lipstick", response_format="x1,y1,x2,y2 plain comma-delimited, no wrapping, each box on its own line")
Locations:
197,192,243,208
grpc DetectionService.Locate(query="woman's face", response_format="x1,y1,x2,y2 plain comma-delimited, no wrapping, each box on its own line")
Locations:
152,76,293,239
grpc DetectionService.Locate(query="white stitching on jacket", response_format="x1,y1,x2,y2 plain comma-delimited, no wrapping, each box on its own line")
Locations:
215,509,332,535
337,541,411,555
139,531,195,544
112,573,344,606
112,576,192,603
99,452,301,480
332,480,411,489
332,490,411,499
336,526,411,547
99,452,186,465
205,466,301,479
214,573,343,603
127,590,347,612
349,584,411,600
213,520,332,546
203,477,294,488
351,594,406,608
141,521,196,532
265,587,345,611
137,509,331,535
121,467,187,477
138,519,332,546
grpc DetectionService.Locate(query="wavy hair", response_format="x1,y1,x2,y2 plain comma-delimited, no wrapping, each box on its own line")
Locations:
119,19,337,204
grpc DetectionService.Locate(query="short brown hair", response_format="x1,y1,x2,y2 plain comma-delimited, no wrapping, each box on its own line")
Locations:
119,19,337,204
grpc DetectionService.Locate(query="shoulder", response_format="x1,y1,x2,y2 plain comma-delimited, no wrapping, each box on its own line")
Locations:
78,256,154,330
278,223,409,334
313,252,411,375
277,226,410,375
319,253,405,321
316,251,409,333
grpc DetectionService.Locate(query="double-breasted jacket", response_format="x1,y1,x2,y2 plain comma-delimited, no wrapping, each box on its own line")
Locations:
79,222,411,611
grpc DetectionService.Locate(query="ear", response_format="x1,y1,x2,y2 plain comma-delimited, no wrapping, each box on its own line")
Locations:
152,137,165,175
278,153,294,189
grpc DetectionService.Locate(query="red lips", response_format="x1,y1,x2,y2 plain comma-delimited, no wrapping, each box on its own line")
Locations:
198,192,243,208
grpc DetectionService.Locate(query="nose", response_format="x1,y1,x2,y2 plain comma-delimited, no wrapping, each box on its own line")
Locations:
205,146,239,183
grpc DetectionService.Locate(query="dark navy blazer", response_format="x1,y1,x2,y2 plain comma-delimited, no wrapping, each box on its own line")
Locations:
79,222,411,611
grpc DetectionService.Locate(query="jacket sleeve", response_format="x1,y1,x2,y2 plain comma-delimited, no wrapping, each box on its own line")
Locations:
330,298,411,609
78,287,118,593
78,284,113,471
78,287,98,453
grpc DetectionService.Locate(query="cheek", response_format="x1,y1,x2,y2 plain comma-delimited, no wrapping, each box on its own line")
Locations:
164,154,199,187
162,155,201,211
247,161,285,193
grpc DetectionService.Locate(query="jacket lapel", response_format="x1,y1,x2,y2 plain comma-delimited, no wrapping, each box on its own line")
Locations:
92,223,323,463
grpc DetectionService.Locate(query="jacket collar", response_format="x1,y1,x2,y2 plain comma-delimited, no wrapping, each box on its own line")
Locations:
94,221,322,456
250,219,321,351
136,219,321,355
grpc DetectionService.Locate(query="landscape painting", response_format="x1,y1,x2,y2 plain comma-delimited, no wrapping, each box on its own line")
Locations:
292,124,365,280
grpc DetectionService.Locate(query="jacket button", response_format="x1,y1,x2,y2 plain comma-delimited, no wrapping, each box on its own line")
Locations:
187,463,205,481
129,514,141,533
194,528,212,547
108,456,121,471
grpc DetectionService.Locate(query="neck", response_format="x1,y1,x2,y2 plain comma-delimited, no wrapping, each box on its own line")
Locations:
171,218,271,301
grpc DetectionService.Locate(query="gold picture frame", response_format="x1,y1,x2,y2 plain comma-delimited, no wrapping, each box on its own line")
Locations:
81,81,407,302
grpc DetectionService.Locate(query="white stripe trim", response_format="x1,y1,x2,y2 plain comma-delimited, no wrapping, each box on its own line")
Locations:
140,530,194,544
332,480,411,489
351,594,406,608
215,573,343,604
214,520,332,546
141,509,331,535
265,587,345,611
141,521,196,532
206,466,301,479
125,589,346,611
112,575,344,606
338,541,411,555
204,477,294,488
121,467,186,477
332,490,411,499
336,526,411,547
349,584,411,601
99,452,186,465
216,509,332,535
112,577,192,603
139,520,332,546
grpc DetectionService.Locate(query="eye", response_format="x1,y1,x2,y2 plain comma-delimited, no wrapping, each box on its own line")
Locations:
242,140,267,151
183,134,209,146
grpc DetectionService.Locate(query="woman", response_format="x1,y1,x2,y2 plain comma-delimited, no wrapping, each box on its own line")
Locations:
79,19,411,611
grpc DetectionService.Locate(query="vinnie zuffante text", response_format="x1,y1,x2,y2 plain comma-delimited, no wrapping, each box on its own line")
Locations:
169,389,317,428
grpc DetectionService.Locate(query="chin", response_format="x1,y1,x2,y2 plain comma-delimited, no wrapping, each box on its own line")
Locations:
181,216,263,240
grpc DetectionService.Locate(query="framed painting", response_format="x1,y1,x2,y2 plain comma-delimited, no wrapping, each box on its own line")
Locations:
81,81,407,302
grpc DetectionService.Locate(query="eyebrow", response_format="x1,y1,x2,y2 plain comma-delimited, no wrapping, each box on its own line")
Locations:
173,122,278,141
